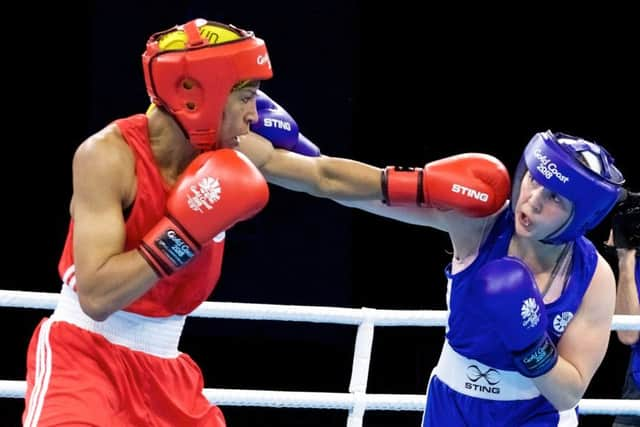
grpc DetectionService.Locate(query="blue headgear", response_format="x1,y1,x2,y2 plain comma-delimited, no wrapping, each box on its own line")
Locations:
511,130,625,244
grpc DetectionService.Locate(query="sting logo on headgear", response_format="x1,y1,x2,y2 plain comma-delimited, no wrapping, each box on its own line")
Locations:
142,18,274,151
511,130,625,243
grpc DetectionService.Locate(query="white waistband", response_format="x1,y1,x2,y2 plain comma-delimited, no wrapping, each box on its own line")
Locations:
433,340,540,401
52,285,185,358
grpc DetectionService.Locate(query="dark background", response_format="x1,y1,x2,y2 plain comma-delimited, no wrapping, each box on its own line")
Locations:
1,2,638,426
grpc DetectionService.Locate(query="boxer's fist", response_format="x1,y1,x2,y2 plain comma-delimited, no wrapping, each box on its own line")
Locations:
382,153,510,217
476,256,558,377
250,90,320,157
139,149,269,277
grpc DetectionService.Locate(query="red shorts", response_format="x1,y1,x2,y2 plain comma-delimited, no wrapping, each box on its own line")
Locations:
23,316,225,427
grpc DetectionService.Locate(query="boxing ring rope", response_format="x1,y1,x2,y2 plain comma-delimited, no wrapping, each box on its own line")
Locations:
1,290,639,425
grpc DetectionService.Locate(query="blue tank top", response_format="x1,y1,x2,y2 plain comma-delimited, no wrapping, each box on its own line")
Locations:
444,208,598,370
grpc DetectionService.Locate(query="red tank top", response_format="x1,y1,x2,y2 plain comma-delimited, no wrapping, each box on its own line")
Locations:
58,114,225,317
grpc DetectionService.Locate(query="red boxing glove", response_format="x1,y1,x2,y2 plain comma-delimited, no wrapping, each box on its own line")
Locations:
381,153,510,217
139,149,269,277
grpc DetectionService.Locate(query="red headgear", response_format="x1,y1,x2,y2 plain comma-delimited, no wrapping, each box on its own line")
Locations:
142,18,273,150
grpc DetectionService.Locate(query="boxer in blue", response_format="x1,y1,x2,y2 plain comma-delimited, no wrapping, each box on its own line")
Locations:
419,133,625,427
243,96,624,426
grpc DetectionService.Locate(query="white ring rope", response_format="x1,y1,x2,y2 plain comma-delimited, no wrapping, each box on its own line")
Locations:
1,380,637,416
1,290,639,420
2,290,637,329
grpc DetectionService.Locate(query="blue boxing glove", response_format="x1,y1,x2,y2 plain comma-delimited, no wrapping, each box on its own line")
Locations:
250,90,321,157
476,256,558,378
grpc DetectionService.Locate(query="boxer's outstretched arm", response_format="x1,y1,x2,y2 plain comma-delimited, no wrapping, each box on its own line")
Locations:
238,131,504,260
240,133,509,215
238,132,383,200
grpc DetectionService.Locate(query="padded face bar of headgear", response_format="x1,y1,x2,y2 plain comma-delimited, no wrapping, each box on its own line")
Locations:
513,130,624,243
142,18,273,151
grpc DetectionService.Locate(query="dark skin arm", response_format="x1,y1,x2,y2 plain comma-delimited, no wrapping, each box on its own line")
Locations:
71,125,158,321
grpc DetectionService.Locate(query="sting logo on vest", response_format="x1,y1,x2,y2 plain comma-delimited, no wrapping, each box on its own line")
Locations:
465,365,501,394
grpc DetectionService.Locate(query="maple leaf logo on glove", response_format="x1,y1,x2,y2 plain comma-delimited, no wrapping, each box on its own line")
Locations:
187,177,221,213
521,298,541,329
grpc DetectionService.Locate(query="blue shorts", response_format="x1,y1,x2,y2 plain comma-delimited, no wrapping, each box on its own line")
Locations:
423,375,576,427
422,342,578,427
